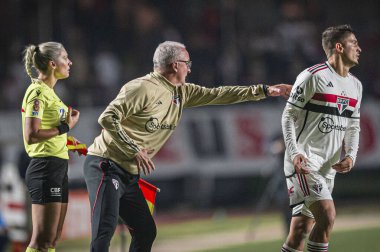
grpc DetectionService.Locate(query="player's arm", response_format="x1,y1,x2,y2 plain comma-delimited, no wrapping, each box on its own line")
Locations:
183,83,291,108
282,104,310,174
282,71,316,174
332,120,359,173
333,84,362,173
97,84,155,175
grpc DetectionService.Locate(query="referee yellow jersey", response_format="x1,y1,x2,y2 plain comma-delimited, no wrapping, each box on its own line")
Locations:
21,80,69,159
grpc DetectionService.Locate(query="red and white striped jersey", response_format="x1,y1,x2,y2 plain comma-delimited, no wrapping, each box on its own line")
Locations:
282,61,362,179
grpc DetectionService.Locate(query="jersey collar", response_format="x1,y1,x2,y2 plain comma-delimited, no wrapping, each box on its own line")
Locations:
150,72,177,92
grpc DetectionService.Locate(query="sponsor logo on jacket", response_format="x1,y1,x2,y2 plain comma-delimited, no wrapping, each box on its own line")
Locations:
145,117,176,133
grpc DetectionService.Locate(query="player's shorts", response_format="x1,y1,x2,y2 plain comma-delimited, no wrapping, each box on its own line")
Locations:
286,171,334,218
25,156,69,204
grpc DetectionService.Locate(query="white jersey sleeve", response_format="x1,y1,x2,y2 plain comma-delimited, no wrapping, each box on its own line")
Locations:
282,70,318,161
343,79,362,165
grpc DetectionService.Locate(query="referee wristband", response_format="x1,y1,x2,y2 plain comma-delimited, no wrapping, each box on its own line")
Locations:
57,122,70,135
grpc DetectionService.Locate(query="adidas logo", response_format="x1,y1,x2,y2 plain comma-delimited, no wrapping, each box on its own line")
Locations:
112,179,119,190
327,82,334,87
155,100,163,105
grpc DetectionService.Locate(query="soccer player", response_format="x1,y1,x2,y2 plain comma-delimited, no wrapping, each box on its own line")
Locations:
83,41,292,252
22,42,80,252
281,25,362,252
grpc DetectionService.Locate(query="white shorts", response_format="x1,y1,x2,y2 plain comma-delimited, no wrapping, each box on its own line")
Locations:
286,171,334,218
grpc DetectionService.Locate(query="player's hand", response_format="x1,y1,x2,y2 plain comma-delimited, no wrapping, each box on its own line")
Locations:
293,154,310,174
135,149,155,175
332,156,353,174
67,106,80,129
267,84,292,98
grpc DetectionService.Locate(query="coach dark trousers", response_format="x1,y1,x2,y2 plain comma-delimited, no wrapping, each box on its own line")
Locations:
83,155,156,252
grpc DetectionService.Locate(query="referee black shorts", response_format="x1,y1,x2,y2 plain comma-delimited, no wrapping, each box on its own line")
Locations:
25,156,69,204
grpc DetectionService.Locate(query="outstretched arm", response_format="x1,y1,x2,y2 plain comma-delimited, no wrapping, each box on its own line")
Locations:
183,83,291,108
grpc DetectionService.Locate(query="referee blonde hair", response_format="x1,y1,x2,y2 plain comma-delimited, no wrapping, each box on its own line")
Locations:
23,42,64,82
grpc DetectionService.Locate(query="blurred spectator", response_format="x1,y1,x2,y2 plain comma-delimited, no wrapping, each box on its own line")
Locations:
15,150,32,252
0,146,8,252
269,134,292,232
0,0,379,109
93,47,122,104
0,210,9,252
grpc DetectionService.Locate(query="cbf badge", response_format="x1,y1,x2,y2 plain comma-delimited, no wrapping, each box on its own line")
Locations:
172,94,181,106
32,100,40,116
59,108,66,121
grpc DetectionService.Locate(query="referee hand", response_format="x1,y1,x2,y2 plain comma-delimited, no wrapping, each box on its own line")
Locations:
135,149,155,175
67,106,80,129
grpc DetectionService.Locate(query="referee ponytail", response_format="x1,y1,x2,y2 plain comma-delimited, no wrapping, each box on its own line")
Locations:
23,42,64,83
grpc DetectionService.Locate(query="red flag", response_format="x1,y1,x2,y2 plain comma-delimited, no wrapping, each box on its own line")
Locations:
138,179,160,215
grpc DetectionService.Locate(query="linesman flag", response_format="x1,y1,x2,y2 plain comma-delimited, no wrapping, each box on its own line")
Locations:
66,137,159,214
67,136,88,155
138,179,160,215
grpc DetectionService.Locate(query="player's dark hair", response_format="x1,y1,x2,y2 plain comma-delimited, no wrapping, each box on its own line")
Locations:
322,24,355,58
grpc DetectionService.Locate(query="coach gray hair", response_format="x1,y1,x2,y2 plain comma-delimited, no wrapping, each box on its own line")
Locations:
153,41,186,71
23,42,64,82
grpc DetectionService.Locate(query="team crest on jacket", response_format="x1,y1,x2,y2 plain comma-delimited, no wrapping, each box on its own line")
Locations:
112,179,119,190
172,94,181,106
336,97,349,114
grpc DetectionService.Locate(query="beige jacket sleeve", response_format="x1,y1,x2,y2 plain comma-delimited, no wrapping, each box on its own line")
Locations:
97,81,149,156
182,83,266,108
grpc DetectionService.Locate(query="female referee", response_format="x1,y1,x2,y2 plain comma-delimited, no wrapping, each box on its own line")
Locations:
21,42,80,252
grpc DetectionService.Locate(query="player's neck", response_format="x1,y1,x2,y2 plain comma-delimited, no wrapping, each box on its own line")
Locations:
156,70,183,87
328,56,350,77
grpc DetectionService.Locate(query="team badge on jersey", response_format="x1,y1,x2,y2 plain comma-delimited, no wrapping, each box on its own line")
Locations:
313,182,323,194
336,97,349,114
172,94,181,106
288,186,294,196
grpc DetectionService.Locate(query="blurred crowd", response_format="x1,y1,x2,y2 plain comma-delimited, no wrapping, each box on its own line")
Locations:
0,0,379,110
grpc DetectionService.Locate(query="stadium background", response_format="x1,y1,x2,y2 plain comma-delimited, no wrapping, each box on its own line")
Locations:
0,0,379,251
